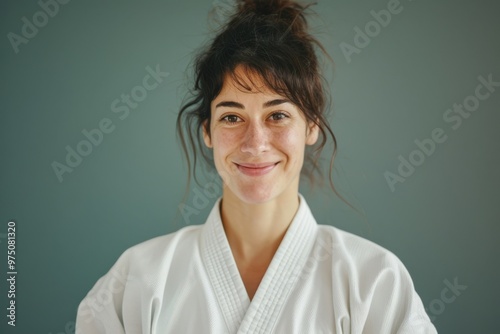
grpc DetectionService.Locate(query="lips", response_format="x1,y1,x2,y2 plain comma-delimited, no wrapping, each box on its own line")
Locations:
235,162,279,176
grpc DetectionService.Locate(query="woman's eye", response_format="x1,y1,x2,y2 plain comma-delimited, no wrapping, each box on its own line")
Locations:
221,115,241,123
270,112,288,121
220,112,288,124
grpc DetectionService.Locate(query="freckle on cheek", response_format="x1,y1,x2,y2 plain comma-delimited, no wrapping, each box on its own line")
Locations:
216,132,237,145
278,130,299,146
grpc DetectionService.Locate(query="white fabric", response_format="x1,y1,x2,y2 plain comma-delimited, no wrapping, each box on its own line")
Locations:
76,194,437,333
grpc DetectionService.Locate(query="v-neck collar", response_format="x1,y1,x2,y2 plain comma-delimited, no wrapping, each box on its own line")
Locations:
200,193,318,334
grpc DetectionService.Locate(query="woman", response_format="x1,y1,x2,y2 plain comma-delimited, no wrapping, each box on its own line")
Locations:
76,0,437,333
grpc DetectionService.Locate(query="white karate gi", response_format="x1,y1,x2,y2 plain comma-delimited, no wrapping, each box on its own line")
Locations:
76,194,437,333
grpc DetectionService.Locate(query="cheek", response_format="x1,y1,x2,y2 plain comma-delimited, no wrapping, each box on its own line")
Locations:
211,129,238,161
274,126,306,161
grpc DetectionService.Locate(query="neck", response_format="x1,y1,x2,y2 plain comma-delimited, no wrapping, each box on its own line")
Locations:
220,187,300,265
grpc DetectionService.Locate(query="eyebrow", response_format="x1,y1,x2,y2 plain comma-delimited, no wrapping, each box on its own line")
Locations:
214,99,291,109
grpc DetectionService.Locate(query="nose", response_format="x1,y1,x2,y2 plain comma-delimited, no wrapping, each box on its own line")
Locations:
240,120,270,156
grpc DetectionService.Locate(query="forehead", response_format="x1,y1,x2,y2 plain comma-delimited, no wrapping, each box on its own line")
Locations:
217,65,282,100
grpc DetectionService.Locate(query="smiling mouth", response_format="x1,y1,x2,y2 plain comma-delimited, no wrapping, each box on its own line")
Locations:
234,162,279,176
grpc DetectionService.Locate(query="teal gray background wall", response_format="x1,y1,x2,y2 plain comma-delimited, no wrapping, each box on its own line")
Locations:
1,0,499,332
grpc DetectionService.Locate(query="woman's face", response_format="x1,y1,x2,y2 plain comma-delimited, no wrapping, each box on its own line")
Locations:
203,66,318,204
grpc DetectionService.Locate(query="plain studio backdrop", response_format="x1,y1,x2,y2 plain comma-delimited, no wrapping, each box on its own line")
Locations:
1,0,499,332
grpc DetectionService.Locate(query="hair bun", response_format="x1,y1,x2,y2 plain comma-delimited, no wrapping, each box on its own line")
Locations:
237,0,310,34
238,0,303,15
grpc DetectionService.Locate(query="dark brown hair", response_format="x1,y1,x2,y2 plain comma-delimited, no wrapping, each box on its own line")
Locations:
176,0,351,208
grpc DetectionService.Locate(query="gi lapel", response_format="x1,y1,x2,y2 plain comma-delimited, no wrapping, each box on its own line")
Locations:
201,194,318,334
237,194,318,334
201,199,251,334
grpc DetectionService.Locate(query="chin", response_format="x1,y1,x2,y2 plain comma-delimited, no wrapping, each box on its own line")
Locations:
230,183,278,205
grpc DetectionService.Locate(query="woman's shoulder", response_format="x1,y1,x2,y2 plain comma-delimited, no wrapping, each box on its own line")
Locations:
315,225,436,332
316,224,408,274
80,224,203,297
81,224,203,290
76,224,204,328
127,224,202,255
115,224,203,268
